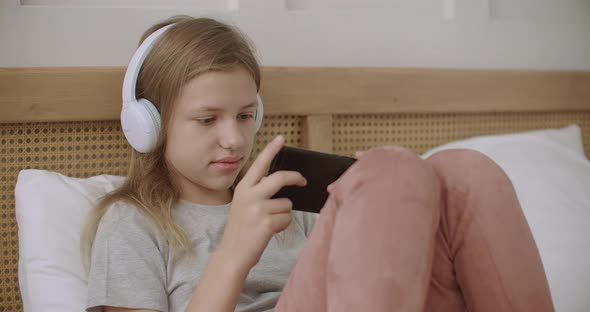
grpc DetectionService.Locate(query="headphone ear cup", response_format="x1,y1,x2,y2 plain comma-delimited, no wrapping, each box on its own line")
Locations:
139,98,162,133
121,98,161,153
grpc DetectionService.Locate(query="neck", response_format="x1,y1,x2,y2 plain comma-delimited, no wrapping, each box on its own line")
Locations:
166,160,234,206
180,183,233,206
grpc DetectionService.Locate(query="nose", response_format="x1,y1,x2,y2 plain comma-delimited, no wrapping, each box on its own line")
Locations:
218,118,246,150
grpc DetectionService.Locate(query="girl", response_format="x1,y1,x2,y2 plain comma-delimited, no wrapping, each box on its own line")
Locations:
82,15,554,312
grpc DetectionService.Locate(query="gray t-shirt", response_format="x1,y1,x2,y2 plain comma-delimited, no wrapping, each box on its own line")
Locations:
86,200,317,312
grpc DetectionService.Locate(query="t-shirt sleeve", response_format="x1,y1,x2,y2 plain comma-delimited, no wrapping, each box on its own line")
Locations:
86,204,169,312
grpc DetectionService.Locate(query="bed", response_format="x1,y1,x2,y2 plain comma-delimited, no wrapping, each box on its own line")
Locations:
1,67,589,311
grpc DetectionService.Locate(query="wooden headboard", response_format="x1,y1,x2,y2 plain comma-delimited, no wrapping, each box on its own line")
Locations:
1,67,589,311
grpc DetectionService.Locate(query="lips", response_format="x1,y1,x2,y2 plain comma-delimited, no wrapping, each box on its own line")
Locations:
211,157,242,173
212,156,242,163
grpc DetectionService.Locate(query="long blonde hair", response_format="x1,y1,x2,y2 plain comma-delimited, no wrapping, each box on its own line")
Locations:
81,15,261,269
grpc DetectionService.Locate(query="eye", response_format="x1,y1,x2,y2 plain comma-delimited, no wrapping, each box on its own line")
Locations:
239,113,255,120
197,117,215,125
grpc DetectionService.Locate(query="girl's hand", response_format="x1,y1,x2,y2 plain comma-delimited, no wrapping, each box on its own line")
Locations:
326,150,365,193
219,136,307,271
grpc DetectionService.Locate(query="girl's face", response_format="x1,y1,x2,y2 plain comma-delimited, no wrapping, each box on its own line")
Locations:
165,66,258,205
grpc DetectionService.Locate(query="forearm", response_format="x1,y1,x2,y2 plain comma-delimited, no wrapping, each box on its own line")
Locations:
185,246,249,312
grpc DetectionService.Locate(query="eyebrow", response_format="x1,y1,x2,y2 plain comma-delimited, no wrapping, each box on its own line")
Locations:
196,102,257,112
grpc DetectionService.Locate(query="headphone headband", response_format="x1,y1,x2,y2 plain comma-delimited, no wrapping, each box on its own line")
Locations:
122,24,174,106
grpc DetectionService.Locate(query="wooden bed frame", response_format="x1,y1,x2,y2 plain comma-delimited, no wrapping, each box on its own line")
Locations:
1,67,589,311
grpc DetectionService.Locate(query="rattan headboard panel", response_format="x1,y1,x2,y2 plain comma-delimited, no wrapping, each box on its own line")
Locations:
0,115,302,311
333,111,590,157
0,121,127,311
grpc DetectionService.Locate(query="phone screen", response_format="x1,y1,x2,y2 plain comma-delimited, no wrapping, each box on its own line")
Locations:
268,146,356,213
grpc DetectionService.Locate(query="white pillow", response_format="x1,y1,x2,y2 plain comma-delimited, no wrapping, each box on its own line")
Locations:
422,124,590,312
15,170,124,312
15,125,589,312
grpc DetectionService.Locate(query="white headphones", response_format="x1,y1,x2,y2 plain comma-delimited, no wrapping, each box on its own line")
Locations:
121,23,264,153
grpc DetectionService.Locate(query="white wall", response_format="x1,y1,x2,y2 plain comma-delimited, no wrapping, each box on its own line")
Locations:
1,0,589,69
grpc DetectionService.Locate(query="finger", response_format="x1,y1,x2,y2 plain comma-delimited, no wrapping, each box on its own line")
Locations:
256,170,307,198
327,183,335,193
241,136,285,186
263,198,293,214
270,212,293,233
355,151,365,159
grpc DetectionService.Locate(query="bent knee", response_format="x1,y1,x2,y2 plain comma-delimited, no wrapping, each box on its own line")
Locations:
426,149,512,189
335,146,439,195
358,146,429,177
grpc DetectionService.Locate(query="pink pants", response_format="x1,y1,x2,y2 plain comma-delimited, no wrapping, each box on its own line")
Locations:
275,147,554,312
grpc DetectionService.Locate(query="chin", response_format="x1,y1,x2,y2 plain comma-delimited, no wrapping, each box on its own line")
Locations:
208,175,239,191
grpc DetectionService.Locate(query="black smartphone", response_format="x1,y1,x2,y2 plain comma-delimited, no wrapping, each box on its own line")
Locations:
267,146,357,214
